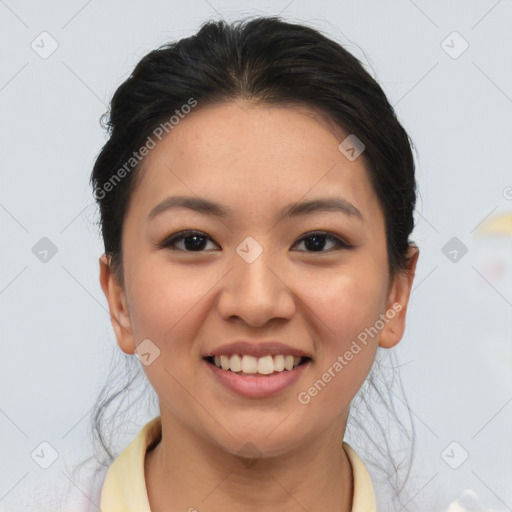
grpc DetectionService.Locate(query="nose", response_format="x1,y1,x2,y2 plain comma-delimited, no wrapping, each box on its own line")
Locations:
216,247,296,328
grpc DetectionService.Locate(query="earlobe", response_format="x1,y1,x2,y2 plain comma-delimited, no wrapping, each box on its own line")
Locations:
99,254,136,355
378,246,420,349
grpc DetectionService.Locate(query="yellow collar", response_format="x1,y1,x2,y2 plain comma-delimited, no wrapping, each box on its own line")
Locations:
100,416,377,511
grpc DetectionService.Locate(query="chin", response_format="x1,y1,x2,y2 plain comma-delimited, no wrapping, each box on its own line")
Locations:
210,425,309,461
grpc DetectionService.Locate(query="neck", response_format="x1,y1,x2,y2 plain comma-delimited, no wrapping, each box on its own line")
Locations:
144,411,354,512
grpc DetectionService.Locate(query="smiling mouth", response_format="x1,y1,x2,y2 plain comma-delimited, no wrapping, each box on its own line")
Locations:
203,355,311,376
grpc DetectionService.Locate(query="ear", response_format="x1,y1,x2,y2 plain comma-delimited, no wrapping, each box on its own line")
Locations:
99,254,136,355
378,245,420,349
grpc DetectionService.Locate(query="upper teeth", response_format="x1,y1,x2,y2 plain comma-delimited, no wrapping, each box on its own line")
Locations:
212,354,303,374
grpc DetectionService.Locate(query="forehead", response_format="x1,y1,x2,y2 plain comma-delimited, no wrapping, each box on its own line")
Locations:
126,100,381,227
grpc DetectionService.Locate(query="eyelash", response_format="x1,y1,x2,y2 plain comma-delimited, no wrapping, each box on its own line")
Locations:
158,230,354,253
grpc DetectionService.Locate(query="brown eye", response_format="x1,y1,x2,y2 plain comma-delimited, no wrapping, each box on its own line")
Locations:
159,230,353,253
293,232,353,252
160,230,218,252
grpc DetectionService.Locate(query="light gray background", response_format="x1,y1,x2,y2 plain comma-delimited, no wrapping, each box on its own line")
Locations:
1,1,511,511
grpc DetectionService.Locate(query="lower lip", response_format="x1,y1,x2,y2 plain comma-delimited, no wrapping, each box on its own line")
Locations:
204,359,310,398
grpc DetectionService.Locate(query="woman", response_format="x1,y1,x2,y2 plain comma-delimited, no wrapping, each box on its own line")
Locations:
90,16,419,511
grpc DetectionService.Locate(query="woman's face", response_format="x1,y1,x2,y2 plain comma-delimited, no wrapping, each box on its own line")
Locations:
100,99,417,458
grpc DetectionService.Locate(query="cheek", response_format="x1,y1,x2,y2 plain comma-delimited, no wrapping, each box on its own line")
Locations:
294,261,387,348
123,261,213,415
125,258,219,352
294,268,384,415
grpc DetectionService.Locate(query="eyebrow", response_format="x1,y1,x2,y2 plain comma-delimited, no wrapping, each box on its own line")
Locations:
147,195,364,222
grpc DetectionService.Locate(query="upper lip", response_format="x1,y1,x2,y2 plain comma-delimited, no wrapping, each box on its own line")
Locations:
204,341,313,359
